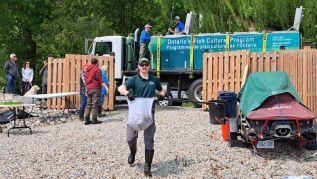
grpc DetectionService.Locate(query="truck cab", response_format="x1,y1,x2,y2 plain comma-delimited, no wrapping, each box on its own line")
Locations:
89,36,125,80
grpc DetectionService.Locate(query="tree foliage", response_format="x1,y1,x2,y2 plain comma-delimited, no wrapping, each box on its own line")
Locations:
1,0,317,90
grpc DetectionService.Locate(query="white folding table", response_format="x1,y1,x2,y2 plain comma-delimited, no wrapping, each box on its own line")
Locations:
0,103,36,137
26,92,80,117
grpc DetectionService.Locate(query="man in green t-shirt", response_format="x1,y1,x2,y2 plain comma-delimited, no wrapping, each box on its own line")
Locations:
118,57,165,177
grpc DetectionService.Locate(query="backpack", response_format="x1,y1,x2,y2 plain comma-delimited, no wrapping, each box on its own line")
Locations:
0,110,14,124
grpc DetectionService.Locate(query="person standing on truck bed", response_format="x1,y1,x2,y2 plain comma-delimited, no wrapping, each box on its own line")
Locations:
139,24,152,61
118,57,165,177
168,16,185,35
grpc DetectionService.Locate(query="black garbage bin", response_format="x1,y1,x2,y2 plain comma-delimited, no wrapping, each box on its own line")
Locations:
218,91,237,118
208,100,226,124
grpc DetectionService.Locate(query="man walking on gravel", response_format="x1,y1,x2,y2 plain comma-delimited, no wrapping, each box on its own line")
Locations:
84,58,108,125
118,57,165,177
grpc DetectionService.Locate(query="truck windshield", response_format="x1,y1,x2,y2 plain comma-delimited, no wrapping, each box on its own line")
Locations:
95,42,112,55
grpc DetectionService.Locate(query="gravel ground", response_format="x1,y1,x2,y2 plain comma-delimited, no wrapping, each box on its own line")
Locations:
0,105,317,178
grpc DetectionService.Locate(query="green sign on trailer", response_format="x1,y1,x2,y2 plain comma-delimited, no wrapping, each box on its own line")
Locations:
149,31,300,70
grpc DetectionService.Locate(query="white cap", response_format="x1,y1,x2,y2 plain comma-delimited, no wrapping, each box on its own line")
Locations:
174,16,180,20
145,24,152,28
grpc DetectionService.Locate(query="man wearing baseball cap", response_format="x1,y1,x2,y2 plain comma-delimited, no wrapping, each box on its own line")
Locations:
118,57,165,177
139,24,152,61
168,16,185,35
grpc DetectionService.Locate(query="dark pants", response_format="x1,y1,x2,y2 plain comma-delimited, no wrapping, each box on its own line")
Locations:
80,95,87,112
126,104,156,150
84,89,100,120
21,81,32,95
5,74,16,93
42,84,47,94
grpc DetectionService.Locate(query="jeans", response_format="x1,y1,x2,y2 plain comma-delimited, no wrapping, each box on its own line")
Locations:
5,74,16,93
80,95,87,112
100,94,106,107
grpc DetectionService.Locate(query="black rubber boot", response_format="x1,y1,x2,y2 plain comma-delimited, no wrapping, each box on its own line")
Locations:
91,118,102,124
144,149,154,177
128,146,137,164
79,110,84,121
84,117,91,125
98,106,106,117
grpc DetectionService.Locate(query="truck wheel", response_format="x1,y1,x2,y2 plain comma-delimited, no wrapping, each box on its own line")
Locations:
188,79,203,108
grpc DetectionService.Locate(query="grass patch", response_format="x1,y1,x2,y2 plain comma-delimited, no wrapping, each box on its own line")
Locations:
182,102,194,107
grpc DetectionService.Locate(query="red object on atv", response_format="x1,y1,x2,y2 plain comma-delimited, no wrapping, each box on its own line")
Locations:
247,93,315,120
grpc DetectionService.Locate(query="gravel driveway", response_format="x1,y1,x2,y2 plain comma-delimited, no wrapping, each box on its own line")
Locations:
0,105,316,178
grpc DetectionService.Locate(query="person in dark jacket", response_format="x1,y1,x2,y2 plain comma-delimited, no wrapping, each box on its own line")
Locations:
79,64,89,120
4,53,19,93
84,58,108,125
39,60,48,94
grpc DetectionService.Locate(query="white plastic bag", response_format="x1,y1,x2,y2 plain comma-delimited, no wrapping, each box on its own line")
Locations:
127,98,154,131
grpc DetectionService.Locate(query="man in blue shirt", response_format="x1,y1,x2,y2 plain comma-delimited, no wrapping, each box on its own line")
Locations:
139,24,152,60
168,16,185,35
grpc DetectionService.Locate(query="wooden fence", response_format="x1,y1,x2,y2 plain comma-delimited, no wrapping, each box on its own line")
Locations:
202,48,317,115
47,54,115,110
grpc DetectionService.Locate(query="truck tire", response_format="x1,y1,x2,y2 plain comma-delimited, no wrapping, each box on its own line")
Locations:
188,79,203,108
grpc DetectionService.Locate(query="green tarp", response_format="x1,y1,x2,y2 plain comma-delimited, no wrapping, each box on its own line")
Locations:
238,71,302,116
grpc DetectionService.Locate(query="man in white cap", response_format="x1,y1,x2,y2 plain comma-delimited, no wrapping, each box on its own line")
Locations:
168,16,185,35
139,24,152,61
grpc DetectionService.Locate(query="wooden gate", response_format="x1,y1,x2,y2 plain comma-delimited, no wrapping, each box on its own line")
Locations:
47,54,115,110
202,48,317,115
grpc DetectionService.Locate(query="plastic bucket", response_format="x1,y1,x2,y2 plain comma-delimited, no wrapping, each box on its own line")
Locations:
218,91,237,118
208,100,226,124
221,120,229,141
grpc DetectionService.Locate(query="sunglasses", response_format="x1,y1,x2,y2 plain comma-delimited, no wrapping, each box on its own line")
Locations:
139,63,149,67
